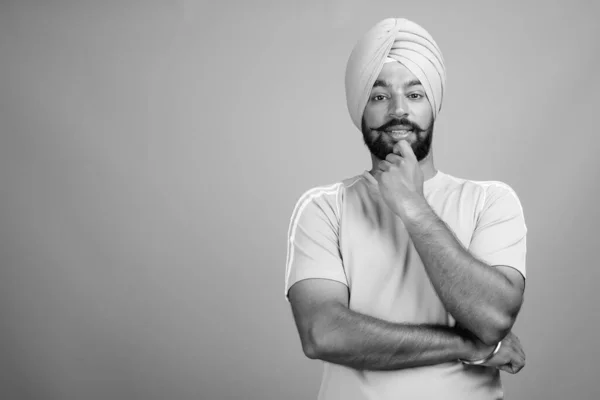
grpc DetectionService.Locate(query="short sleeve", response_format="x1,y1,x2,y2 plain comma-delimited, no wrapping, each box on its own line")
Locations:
468,183,527,279
284,184,348,300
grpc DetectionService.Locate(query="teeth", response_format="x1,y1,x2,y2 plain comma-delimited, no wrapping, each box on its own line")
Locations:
387,130,412,139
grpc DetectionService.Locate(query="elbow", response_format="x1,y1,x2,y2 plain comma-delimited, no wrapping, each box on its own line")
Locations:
302,321,328,359
475,295,522,345
302,324,333,360
301,333,327,360
302,341,320,360
478,313,517,346
301,307,344,360
478,326,510,346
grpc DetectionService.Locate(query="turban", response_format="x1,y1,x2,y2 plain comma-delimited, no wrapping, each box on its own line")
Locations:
344,18,447,130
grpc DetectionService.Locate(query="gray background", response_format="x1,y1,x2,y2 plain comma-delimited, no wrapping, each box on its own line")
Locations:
1,0,598,399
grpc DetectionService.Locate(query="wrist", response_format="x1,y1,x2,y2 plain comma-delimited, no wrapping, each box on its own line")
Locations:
460,341,502,365
457,336,475,361
455,326,495,362
395,194,429,220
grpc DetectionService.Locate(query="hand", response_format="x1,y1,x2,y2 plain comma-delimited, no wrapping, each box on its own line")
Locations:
375,140,425,217
480,332,526,374
462,330,526,374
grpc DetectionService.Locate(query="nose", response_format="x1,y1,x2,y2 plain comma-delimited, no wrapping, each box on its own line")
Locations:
389,95,408,119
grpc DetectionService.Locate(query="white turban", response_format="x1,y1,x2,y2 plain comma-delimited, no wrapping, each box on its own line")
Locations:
345,18,447,130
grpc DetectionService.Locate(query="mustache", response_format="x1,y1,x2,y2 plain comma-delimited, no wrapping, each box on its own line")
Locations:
372,118,423,132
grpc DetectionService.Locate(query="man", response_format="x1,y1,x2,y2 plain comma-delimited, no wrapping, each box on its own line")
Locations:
284,18,527,400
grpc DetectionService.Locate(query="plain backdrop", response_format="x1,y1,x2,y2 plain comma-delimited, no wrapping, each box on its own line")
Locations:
1,1,599,399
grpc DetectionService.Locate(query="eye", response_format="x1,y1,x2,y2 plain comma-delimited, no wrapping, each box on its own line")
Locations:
408,93,424,100
372,94,388,101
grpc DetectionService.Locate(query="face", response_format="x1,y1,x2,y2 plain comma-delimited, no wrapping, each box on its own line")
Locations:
361,62,434,161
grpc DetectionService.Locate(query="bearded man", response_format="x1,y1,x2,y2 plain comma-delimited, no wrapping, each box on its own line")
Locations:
285,18,527,400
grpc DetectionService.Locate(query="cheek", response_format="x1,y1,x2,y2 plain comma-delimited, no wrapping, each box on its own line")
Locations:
413,104,434,127
363,104,386,126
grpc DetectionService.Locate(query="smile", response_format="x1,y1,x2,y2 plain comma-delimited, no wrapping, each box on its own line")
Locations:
385,130,413,140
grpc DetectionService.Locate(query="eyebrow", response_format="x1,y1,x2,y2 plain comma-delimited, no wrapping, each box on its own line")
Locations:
372,79,423,89
373,79,391,88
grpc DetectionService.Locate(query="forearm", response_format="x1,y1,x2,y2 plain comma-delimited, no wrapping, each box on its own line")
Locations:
307,302,470,370
400,199,521,343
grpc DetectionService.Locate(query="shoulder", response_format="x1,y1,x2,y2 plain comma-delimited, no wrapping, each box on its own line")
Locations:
287,176,364,241
470,179,522,213
439,172,524,217
290,182,343,219
443,172,520,201
463,178,524,222
290,174,366,217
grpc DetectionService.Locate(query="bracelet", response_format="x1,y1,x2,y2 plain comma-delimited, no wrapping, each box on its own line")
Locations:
460,341,502,365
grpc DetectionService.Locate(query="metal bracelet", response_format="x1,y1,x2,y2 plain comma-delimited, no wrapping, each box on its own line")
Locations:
460,341,502,365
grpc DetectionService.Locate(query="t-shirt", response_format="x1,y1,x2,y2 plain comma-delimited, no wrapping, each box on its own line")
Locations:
284,170,527,400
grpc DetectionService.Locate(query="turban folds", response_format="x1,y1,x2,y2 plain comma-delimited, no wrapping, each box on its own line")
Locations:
345,18,447,130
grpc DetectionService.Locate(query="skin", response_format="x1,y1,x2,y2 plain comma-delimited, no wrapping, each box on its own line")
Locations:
361,63,435,167
290,280,525,373
288,61,526,374
368,62,525,344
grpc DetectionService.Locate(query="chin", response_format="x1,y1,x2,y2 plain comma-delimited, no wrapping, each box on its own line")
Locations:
361,121,434,162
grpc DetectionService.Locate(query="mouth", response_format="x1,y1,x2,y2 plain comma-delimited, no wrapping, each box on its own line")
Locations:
384,129,413,140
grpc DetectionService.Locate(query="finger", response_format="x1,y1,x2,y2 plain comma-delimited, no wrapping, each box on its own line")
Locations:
394,140,417,162
498,364,515,374
511,364,524,374
511,342,525,360
512,337,522,351
512,333,521,344
392,141,407,157
378,160,392,172
385,153,403,165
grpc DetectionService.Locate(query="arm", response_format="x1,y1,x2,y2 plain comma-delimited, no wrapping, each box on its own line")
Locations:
288,278,480,370
284,182,514,370
399,200,524,345
376,141,526,345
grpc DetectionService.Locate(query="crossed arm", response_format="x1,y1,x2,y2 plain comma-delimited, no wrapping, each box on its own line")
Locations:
287,184,526,371
399,198,525,345
288,257,523,371
289,279,478,371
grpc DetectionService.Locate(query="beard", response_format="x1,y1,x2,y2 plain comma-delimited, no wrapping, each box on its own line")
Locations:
361,117,434,162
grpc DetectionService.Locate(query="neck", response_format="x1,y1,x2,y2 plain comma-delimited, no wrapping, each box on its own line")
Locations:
369,150,437,181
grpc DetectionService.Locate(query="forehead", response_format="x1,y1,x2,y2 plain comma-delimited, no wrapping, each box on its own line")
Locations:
375,62,421,87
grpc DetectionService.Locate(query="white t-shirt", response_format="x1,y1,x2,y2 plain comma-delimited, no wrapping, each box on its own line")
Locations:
285,170,527,400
